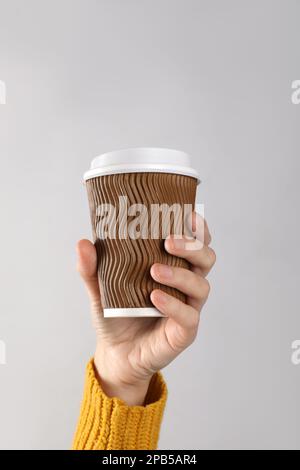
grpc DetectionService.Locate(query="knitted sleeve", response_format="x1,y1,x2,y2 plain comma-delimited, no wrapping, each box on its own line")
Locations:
72,359,167,450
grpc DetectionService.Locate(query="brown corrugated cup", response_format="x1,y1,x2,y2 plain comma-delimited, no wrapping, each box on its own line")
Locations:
84,148,199,317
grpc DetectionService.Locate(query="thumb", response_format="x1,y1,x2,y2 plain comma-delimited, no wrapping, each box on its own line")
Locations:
76,239,102,308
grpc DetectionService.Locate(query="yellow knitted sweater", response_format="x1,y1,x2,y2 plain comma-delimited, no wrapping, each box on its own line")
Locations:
72,359,167,450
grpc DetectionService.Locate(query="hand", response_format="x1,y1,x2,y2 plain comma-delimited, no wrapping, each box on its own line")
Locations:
76,213,216,405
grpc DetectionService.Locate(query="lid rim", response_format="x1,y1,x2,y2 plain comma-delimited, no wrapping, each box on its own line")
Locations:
84,147,200,183
84,164,200,183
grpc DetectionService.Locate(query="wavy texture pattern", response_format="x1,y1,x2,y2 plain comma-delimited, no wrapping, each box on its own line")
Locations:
86,172,197,309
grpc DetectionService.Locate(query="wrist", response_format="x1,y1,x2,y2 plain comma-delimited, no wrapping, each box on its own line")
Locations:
94,352,152,406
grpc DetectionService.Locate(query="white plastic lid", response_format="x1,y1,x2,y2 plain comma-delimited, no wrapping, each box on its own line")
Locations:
84,147,200,182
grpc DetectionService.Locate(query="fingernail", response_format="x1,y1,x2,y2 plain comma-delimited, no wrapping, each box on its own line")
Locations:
155,264,173,279
170,237,185,250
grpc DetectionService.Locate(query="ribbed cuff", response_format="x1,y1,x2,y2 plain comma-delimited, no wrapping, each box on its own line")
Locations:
72,359,167,450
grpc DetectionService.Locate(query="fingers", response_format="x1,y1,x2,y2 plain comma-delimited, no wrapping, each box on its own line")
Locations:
185,212,211,245
166,213,216,276
76,239,101,305
150,264,210,309
165,236,216,276
150,289,200,331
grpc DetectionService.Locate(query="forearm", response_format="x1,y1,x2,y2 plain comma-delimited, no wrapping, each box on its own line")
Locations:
72,359,167,450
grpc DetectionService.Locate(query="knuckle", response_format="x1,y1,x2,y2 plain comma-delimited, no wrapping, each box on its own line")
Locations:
202,278,211,298
188,313,200,334
203,247,216,269
209,248,217,266
90,298,102,312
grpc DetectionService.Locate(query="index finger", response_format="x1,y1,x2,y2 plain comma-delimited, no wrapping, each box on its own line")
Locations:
165,236,216,276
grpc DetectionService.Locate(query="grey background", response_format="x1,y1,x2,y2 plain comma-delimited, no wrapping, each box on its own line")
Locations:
0,0,299,450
